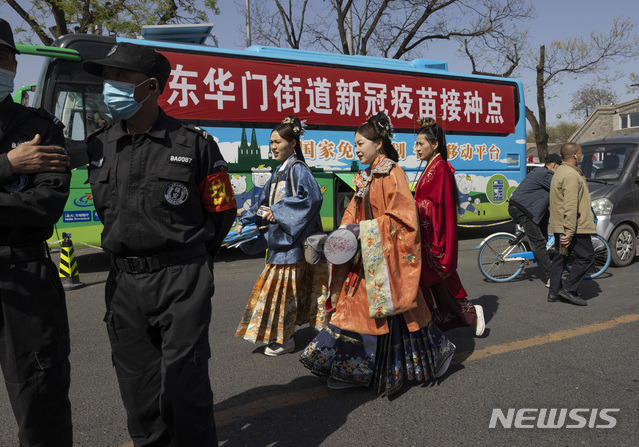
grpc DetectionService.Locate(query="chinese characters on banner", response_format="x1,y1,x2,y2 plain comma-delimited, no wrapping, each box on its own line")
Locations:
300,138,500,162
159,51,516,134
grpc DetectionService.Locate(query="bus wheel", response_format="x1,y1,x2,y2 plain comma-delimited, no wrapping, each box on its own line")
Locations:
609,224,636,267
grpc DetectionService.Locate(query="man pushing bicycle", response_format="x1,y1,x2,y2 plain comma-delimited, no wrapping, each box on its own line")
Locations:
508,153,563,286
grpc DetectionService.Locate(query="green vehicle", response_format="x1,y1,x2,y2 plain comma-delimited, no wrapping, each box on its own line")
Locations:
17,25,526,248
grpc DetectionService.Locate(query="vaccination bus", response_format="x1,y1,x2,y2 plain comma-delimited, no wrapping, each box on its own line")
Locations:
17,25,526,248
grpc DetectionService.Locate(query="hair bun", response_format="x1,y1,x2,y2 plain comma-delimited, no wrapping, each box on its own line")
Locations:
281,115,306,137
368,112,394,138
417,116,437,129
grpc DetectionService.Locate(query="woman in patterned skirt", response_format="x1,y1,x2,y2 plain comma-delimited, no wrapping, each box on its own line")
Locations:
235,116,329,356
413,117,485,336
300,113,455,396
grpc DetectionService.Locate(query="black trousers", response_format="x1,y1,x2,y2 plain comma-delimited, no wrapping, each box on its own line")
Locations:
0,257,73,447
508,204,551,282
549,234,595,295
104,254,218,447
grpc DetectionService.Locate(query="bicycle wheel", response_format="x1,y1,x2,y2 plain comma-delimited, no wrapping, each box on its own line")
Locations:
477,233,528,282
566,234,611,279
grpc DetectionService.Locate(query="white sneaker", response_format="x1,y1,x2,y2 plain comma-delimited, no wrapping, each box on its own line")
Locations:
474,305,486,337
264,338,295,356
546,279,550,288
327,378,365,389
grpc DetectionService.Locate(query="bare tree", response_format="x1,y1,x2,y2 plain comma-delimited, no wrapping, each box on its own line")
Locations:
242,0,533,59
570,85,619,119
237,0,310,49
273,0,310,49
8,0,219,45
465,17,639,162
527,19,638,161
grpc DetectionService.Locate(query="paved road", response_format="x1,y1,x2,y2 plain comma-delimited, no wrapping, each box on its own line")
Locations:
1,225,638,446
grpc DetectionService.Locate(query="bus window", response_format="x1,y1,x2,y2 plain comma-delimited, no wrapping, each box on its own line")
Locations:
54,90,111,141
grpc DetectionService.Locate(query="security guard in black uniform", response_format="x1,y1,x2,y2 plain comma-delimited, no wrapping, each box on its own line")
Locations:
0,19,73,447
83,43,236,446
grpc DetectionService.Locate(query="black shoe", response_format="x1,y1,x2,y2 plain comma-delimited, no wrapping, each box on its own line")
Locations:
558,288,587,306
548,293,560,302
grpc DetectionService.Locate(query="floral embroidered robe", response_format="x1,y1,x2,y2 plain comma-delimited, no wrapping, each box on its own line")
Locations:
415,153,468,299
328,155,430,336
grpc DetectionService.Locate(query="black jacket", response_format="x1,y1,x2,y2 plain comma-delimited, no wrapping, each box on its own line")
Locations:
0,95,70,246
509,166,554,224
86,109,236,257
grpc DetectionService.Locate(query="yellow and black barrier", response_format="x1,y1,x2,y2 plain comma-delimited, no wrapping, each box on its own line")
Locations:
58,232,84,290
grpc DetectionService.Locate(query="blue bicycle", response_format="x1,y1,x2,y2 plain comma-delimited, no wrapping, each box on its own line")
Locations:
477,225,611,282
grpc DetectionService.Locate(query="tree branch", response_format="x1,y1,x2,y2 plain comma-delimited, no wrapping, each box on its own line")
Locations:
7,0,53,45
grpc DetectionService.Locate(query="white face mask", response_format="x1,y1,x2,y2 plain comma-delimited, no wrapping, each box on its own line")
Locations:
0,67,15,100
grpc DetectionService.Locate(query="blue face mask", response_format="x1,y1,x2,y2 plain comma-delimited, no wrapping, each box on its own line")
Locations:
0,68,15,100
102,78,150,121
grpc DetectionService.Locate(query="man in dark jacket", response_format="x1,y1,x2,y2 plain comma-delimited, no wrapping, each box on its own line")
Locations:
508,154,563,285
83,43,236,446
1,19,73,446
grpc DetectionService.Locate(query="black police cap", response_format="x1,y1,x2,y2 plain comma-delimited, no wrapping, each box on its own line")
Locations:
0,19,20,54
83,42,171,92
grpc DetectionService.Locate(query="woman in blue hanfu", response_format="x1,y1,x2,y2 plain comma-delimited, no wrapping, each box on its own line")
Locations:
300,112,455,396
235,116,329,356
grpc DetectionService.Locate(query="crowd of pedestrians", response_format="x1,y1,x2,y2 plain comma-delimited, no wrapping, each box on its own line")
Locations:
1,17,597,447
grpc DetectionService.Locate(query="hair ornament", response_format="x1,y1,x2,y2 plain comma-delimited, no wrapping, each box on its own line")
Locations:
417,116,437,128
366,113,394,138
281,116,306,137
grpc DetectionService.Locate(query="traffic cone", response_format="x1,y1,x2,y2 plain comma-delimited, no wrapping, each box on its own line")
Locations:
58,232,84,290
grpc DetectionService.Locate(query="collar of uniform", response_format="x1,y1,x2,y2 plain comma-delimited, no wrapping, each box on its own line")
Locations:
107,108,169,143
146,108,170,139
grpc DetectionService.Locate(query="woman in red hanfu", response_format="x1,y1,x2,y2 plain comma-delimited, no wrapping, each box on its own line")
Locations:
413,117,486,336
300,113,455,397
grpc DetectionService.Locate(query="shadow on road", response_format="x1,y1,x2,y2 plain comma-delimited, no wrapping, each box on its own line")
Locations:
443,293,499,368
579,278,604,301
215,375,375,447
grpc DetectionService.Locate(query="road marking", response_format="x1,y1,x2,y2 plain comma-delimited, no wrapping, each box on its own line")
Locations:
117,312,639,444
457,312,639,362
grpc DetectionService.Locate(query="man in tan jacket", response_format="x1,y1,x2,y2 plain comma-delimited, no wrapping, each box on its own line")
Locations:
548,142,596,305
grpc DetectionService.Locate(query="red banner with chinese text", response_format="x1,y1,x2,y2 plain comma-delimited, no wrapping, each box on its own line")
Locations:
158,50,517,134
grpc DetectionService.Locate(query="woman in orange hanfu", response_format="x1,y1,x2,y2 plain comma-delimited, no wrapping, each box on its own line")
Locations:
413,117,485,336
300,113,455,396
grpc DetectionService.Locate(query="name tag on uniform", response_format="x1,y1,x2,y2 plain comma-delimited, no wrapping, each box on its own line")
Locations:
170,155,193,164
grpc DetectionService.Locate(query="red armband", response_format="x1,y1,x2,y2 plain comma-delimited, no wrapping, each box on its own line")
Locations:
197,171,237,212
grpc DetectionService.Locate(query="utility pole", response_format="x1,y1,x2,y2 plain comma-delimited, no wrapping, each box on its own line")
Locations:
245,0,251,47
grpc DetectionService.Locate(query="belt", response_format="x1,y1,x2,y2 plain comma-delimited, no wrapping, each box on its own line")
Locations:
0,242,47,266
112,244,207,274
